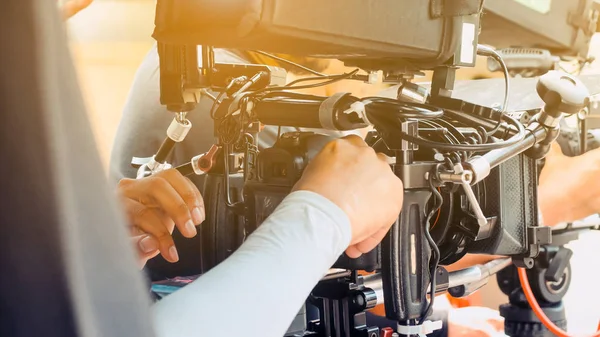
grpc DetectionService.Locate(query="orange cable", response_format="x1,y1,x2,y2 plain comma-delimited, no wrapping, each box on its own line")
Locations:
518,268,600,337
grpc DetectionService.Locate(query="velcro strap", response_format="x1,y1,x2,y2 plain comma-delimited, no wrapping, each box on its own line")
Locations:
319,92,351,130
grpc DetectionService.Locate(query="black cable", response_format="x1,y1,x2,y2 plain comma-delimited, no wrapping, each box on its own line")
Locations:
251,50,327,77
443,157,454,170
248,69,361,97
362,98,444,119
216,96,251,145
476,45,511,138
470,128,483,145
200,89,221,103
260,91,328,101
432,119,470,161
477,45,509,114
486,115,504,137
368,109,526,151
285,69,362,87
475,125,489,144
210,78,239,120
210,91,226,120
427,119,466,144
420,171,443,325
420,120,458,147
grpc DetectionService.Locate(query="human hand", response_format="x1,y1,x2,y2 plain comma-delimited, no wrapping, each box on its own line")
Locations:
292,135,404,258
118,169,205,264
539,142,600,226
60,0,93,20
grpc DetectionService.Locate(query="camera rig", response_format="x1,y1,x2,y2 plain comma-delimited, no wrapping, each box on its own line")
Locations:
135,1,600,336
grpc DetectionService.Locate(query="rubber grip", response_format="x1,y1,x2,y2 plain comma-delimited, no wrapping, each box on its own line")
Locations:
381,189,432,322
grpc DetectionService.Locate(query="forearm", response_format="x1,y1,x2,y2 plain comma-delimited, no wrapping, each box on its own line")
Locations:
152,191,352,337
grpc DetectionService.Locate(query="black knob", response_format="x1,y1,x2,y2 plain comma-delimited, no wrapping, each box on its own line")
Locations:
536,70,590,117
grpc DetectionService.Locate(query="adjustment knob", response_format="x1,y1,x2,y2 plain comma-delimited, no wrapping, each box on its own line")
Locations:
536,71,590,127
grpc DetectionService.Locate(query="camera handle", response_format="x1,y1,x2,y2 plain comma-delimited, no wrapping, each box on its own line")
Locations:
379,120,442,336
381,189,433,323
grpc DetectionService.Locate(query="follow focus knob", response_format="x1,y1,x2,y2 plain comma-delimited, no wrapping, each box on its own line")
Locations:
536,71,590,128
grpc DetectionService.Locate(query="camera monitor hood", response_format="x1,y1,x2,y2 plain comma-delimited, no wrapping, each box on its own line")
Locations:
152,0,484,71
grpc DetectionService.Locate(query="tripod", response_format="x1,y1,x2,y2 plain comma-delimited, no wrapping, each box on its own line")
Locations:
498,232,575,337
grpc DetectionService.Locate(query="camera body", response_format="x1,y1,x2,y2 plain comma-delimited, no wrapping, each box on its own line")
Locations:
243,132,326,234
243,131,380,271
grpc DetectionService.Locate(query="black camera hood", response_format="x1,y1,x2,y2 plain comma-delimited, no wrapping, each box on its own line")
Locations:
153,0,484,70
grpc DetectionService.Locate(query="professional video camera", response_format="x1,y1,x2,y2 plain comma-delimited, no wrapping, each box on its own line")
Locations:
134,1,600,336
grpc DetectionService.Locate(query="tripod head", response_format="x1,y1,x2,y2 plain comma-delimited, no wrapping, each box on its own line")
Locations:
498,231,577,337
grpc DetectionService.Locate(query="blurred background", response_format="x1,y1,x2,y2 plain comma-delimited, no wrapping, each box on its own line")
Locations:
66,0,600,334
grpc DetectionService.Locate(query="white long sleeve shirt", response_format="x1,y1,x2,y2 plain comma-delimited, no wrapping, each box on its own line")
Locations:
152,190,352,337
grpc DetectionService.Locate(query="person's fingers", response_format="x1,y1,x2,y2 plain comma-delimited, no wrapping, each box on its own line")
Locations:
345,245,363,259
341,134,370,147
129,225,146,237
158,169,205,225
133,235,160,256
352,226,390,252
131,235,160,268
119,175,197,238
123,198,179,263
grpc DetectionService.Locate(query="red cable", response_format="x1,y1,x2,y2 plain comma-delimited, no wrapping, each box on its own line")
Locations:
518,268,600,337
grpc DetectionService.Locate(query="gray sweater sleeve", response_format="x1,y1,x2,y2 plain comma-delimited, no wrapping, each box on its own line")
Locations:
152,190,352,337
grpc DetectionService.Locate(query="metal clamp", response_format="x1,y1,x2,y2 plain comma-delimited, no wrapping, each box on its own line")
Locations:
438,163,492,240
190,145,219,175
134,156,173,179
